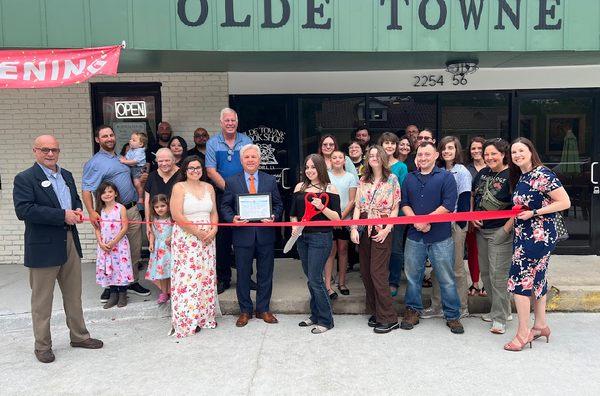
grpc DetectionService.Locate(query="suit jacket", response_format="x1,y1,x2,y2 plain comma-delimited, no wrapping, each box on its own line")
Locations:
13,163,83,268
221,171,283,247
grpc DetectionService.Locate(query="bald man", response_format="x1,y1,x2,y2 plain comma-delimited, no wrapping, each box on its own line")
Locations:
13,135,103,364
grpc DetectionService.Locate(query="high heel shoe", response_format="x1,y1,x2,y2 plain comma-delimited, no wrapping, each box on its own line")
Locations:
532,326,551,343
503,331,534,352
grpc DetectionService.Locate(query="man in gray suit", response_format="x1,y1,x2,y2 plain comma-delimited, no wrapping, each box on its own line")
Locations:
13,135,103,363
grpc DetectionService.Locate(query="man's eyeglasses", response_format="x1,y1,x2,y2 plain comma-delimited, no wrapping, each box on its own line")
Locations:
34,147,60,154
187,166,203,172
417,136,433,141
227,148,233,162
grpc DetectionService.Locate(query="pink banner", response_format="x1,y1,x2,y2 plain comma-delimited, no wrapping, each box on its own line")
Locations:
0,45,122,89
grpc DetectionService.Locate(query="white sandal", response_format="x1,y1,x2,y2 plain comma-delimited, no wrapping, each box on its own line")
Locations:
311,325,330,334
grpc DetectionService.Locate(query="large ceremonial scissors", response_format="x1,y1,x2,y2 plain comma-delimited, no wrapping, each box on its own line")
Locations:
283,192,329,254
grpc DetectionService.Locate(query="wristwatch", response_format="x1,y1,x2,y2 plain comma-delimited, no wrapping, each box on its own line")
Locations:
532,209,538,217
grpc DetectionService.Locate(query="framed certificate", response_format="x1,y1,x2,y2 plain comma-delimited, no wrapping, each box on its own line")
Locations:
237,193,272,221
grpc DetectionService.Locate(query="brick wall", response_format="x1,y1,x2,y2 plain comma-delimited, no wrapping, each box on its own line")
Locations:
0,72,229,264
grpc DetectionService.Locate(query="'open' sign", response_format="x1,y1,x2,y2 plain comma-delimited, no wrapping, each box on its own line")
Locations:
115,101,147,119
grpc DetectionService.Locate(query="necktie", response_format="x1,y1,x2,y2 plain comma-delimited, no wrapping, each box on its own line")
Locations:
249,175,256,194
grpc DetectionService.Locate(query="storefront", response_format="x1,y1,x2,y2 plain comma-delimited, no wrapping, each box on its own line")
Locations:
2,0,600,261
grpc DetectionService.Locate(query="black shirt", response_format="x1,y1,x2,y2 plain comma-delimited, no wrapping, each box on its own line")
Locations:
187,147,206,164
289,191,341,233
144,170,179,200
472,167,511,229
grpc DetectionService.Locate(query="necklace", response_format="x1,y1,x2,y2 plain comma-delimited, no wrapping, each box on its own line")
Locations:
309,183,325,191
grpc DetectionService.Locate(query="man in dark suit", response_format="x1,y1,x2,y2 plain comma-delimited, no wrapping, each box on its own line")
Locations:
221,143,284,327
13,135,103,363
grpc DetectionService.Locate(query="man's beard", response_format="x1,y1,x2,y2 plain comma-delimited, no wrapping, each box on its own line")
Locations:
159,134,171,143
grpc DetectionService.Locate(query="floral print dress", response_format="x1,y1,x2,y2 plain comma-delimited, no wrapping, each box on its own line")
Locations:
508,166,562,299
356,174,401,235
146,218,173,281
170,190,218,338
95,203,133,287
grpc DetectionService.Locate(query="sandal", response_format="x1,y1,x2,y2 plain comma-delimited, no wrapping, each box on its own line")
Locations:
479,287,487,297
328,289,338,300
298,318,315,327
422,278,433,288
338,284,350,296
468,284,480,296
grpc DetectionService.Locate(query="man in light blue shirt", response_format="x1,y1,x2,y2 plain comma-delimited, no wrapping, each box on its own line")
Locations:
82,125,150,301
205,108,253,294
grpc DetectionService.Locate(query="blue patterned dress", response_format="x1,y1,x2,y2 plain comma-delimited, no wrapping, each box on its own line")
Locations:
508,166,562,299
146,218,173,281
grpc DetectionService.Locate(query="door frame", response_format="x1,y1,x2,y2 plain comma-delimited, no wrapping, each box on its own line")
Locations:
514,88,600,255
90,82,163,153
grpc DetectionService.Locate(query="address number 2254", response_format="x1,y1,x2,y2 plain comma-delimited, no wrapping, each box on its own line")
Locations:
413,74,468,87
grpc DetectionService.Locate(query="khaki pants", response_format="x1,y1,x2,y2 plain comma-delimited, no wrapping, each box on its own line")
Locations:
29,231,89,351
430,223,469,313
126,206,142,282
477,227,513,324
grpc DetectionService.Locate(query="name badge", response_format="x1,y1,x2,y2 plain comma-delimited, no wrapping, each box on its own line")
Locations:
41,180,52,188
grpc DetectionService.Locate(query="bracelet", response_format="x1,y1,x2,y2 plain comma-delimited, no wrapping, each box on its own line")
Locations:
532,209,538,217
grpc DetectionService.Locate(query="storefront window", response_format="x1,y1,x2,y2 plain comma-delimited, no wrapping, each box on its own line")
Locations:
367,95,437,140
440,92,509,150
519,95,594,247
299,96,365,158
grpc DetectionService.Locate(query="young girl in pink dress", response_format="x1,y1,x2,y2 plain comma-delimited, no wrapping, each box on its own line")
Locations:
94,181,133,309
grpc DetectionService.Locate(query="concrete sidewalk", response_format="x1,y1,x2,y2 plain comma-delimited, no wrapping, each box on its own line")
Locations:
0,255,599,328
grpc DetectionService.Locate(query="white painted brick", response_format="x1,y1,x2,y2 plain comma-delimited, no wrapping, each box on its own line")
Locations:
0,72,228,264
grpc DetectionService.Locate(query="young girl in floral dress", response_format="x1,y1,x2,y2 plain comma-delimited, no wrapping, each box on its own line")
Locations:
147,194,173,305
94,181,133,309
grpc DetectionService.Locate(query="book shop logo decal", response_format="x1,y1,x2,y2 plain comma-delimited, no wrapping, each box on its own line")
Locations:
246,126,284,166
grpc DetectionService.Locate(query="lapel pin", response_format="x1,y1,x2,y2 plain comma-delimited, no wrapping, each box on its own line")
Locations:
41,180,52,188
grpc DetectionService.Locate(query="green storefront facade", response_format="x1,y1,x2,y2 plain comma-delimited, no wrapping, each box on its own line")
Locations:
2,0,600,254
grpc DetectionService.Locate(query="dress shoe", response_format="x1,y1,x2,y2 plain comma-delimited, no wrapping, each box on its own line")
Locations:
217,281,230,295
249,279,258,291
374,322,400,334
70,338,104,349
255,311,278,324
35,349,55,363
236,313,252,327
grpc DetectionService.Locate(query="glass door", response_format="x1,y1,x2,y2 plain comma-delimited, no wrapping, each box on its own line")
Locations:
90,82,162,155
230,94,299,256
518,91,599,254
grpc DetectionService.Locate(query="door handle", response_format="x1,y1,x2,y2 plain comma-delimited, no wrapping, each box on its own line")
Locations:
281,168,291,190
592,162,599,185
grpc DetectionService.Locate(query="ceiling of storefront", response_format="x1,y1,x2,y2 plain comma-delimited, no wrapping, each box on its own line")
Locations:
118,50,600,73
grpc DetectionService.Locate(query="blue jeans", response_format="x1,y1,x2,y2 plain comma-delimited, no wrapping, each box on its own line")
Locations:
297,232,334,329
388,224,406,287
404,237,461,321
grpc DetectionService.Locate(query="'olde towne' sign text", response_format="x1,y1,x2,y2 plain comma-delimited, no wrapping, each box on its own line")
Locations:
178,0,563,31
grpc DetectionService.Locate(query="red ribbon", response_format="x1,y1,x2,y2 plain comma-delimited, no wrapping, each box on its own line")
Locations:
84,206,524,228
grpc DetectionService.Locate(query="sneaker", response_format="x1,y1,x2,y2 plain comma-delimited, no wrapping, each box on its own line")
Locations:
446,319,465,334
157,293,169,305
128,282,151,296
367,315,378,328
490,321,506,334
460,308,470,319
421,307,443,319
100,288,110,303
400,308,420,330
482,313,513,322
374,322,400,334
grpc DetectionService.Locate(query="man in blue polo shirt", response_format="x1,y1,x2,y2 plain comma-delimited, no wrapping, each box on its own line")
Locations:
82,125,150,302
205,108,252,294
400,141,464,334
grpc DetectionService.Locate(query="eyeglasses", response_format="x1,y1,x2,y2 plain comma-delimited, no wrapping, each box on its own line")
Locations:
227,148,233,162
187,166,203,172
34,147,60,154
417,136,433,141
194,134,209,139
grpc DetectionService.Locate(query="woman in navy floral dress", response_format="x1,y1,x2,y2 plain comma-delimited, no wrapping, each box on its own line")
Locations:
505,138,571,351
